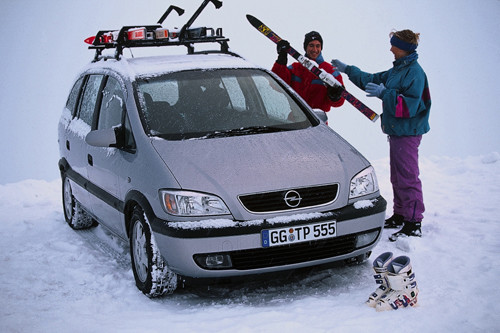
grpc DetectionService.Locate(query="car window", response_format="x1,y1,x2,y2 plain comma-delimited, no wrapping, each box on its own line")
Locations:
97,77,125,130
220,76,245,111
141,80,179,106
122,114,136,151
252,75,296,122
137,69,315,140
79,75,104,126
66,76,84,117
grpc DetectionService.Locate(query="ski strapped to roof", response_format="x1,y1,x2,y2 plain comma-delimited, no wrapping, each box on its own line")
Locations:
86,0,231,61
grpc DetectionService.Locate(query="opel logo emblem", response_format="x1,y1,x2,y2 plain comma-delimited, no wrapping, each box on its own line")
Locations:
284,190,302,208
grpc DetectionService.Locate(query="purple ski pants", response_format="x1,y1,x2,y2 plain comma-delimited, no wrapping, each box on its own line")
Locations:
389,135,425,222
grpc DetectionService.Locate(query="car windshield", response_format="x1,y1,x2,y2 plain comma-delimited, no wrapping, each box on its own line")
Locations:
136,68,316,140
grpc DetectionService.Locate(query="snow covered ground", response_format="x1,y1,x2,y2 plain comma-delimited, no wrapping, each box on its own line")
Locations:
1,0,500,331
1,153,499,333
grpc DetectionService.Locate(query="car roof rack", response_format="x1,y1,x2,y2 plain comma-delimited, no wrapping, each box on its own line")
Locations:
86,1,232,62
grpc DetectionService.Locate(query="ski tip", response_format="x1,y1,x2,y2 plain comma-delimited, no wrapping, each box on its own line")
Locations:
246,14,260,26
371,114,380,122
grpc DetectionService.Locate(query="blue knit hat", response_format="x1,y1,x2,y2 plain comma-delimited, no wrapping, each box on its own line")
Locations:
390,35,417,52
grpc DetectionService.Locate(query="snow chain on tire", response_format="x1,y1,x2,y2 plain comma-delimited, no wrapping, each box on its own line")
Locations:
131,207,177,297
144,211,178,297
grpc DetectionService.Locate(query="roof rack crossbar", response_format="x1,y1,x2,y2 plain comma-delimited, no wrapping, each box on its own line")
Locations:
88,1,230,61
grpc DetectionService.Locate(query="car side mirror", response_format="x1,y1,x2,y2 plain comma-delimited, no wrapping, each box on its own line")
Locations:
313,109,328,123
85,127,120,148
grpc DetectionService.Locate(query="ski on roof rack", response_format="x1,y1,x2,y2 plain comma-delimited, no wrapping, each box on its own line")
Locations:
158,5,185,25
86,0,229,61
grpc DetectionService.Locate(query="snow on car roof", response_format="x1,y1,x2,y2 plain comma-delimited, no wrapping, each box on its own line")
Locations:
84,53,259,80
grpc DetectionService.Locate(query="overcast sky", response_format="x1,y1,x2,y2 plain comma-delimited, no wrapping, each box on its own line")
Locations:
1,0,499,184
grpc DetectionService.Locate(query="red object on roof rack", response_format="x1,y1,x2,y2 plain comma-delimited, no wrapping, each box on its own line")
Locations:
84,36,95,45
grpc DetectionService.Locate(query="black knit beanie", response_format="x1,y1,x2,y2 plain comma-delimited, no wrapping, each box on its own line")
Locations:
303,31,323,51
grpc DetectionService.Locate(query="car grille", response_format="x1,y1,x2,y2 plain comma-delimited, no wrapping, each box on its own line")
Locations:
238,184,339,213
229,234,356,270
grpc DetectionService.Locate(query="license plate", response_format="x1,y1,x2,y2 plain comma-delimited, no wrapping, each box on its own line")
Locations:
261,221,337,248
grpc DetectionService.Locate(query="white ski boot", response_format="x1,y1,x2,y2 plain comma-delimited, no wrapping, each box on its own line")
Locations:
366,252,393,307
375,256,418,311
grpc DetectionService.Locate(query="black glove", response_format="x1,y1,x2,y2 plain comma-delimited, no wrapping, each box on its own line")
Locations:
327,85,343,102
276,40,290,65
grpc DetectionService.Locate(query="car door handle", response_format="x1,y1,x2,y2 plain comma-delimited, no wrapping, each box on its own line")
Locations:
87,154,93,166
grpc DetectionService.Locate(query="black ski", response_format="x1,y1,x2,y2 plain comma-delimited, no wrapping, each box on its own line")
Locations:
246,14,379,122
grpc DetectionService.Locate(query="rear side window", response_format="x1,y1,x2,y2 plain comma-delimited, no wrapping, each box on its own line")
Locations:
66,77,84,117
79,75,104,125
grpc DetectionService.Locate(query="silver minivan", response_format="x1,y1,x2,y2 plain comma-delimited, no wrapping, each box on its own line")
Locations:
58,19,386,297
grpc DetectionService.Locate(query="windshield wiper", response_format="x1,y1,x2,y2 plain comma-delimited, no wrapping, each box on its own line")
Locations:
204,126,288,138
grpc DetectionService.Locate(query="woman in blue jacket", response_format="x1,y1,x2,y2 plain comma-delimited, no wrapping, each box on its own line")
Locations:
332,29,431,241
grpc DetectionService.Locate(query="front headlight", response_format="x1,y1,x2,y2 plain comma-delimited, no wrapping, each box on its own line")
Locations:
349,166,379,199
160,190,230,216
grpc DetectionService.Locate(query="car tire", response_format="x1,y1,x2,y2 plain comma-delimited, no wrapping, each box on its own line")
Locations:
62,176,96,229
129,206,177,297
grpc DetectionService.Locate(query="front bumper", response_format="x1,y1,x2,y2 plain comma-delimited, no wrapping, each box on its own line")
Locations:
151,196,386,278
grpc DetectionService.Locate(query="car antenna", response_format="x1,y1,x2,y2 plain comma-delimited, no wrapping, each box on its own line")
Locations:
157,5,185,25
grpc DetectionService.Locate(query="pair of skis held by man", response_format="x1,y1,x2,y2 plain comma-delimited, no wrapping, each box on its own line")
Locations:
246,14,379,123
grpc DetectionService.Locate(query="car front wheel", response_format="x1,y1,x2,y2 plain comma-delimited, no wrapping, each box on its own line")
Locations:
129,206,177,297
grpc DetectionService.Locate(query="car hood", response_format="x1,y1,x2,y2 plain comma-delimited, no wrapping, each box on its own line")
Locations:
151,125,368,217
